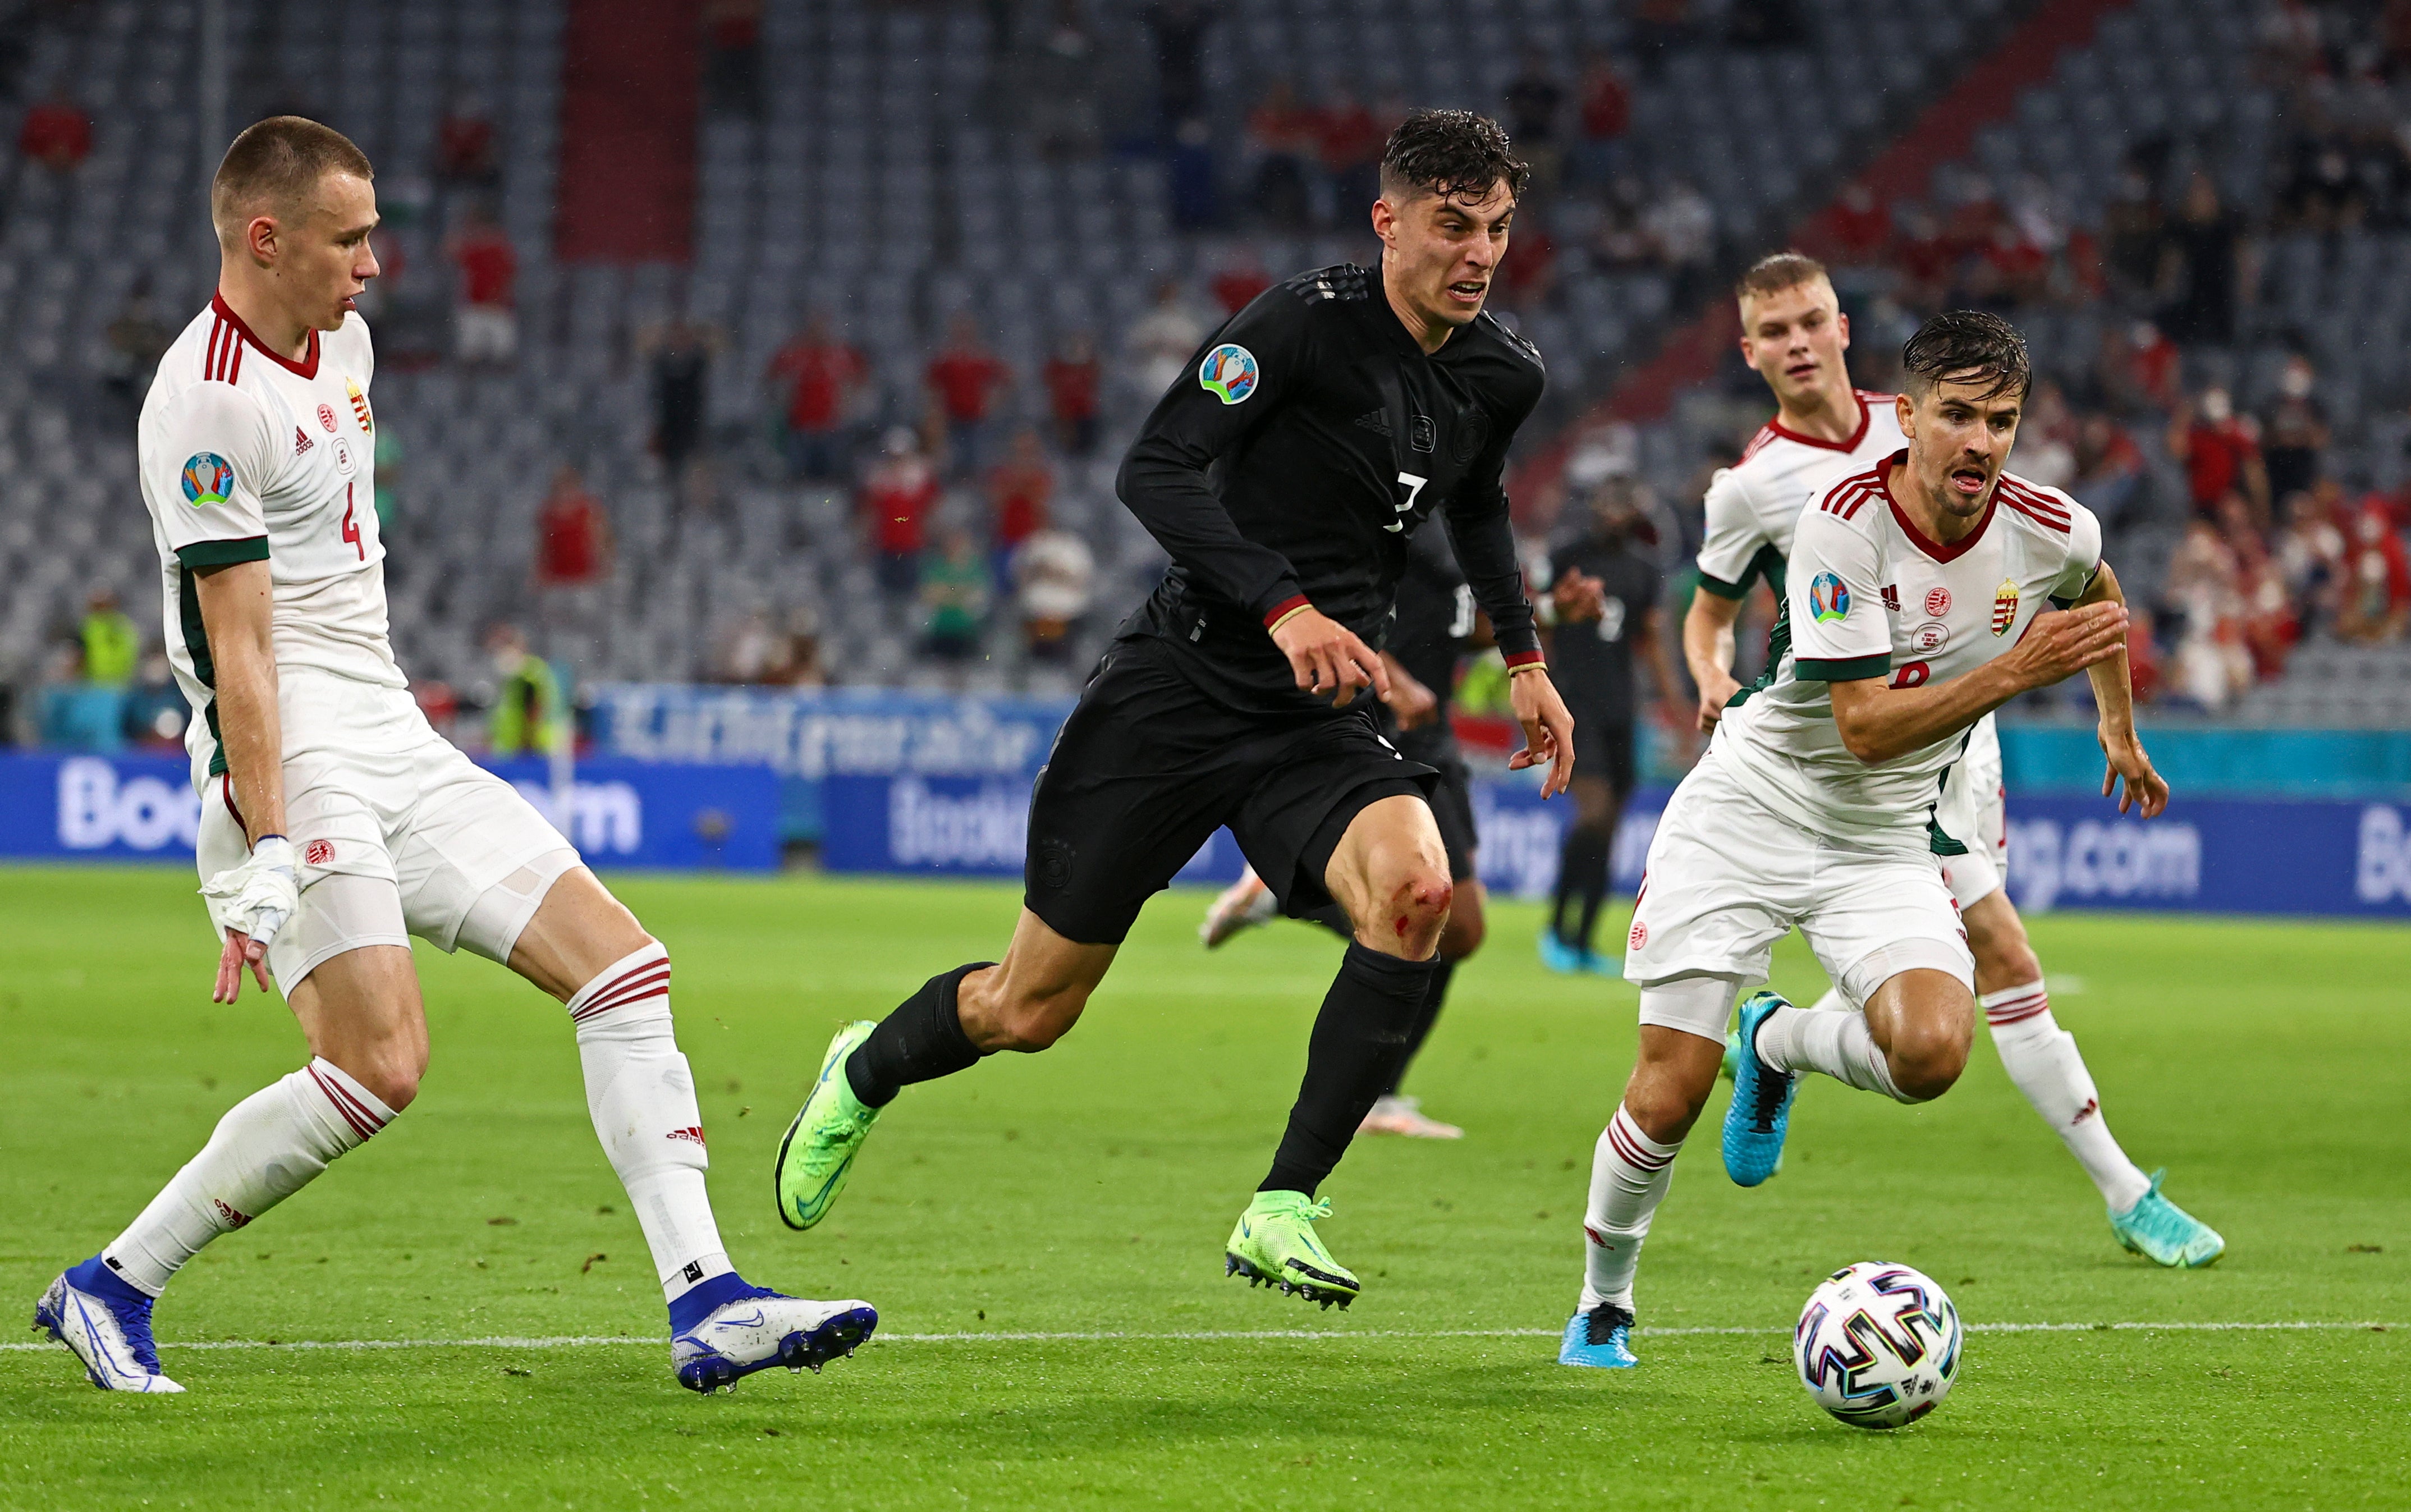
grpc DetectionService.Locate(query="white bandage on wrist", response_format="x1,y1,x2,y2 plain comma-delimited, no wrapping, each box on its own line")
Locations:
200,834,300,951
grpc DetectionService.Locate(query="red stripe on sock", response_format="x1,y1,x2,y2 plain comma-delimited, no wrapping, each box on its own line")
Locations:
313,1066,388,1137
307,1066,381,1140
571,986,668,1024
570,967,671,1023
1984,993,2050,1025
570,957,671,1015
1607,1116,1671,1172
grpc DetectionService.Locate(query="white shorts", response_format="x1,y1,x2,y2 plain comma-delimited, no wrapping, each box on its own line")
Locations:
1940,717,2009,911
1623,750,1974,1039
198,735,580,994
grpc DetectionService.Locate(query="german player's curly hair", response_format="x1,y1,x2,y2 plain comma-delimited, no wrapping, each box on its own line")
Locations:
1901,310,2032,402
1379,109,1529,205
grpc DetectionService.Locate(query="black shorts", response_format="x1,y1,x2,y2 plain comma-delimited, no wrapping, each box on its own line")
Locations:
1025,637,1437,944
1391,717,1477,882
1571,712,1637,799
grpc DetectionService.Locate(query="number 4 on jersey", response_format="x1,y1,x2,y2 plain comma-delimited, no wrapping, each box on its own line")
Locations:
341,482,363,561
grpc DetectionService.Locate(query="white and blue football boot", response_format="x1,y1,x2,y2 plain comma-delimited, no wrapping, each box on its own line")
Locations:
33,1255,184,1393
1557,1302,1639,1368
1721,989,1800,1188
670,1281,878,1394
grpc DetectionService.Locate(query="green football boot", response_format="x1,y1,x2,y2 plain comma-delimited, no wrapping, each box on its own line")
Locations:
1224,1191,1359,1309
2109,1169,2225,1268
773,1021,882,1232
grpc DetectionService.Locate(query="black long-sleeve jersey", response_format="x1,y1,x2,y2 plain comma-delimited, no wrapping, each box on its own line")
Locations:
1114,264,1546,708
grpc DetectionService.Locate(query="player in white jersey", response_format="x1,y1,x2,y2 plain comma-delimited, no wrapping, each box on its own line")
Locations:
32,118,874,1395
1682,254,2221,1270
1560,312,2175,1369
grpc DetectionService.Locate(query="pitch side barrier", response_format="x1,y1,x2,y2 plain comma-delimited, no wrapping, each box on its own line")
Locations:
0,751,780,870
19,690,2407,915
588,685,2411,919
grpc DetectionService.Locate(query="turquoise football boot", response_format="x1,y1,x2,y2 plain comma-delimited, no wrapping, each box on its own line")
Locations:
1558,1303,1638,1368
2110,1170,2225,1268
1721,990,1799,1188
1537,928,1590,975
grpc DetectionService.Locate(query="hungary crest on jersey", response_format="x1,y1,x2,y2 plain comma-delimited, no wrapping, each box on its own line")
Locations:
1990,578,2020,636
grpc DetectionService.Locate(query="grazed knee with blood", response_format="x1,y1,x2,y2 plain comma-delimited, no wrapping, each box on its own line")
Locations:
1375,870,1452,959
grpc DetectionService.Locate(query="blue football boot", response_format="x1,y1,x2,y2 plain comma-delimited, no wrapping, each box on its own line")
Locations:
1557,1302,1639,1368
33,1254,182,1392
671,1282,878,1394
1537,927,1590,975
1721,989,1799,1188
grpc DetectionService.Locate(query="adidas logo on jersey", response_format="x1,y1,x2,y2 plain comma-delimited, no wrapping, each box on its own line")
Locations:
1354,410,1391,436
293,427,313,455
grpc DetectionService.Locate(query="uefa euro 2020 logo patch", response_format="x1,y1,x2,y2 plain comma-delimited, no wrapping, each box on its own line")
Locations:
1809,570,1851,624
180,452,235,508
1198,343,1259,405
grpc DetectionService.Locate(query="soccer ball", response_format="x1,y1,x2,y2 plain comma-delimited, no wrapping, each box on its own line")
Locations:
1792,1262,1963,1428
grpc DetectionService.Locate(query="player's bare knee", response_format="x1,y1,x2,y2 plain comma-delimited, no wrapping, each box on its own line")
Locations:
346,1048,424,1112
1623,1048,1716,1142
1888,1019,1970,1102
1622,1074,1709,1143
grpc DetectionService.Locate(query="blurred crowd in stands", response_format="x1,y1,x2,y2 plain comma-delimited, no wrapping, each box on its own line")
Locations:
19,0,2411,753
1659,0,2411,715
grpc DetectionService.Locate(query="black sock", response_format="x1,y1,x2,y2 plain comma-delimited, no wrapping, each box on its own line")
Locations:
845,962,994,1108
1561,825,1612,950
1377,958,1455,1099
1260,942,1440,1196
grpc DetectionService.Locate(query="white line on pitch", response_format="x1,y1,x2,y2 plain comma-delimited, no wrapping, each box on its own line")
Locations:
1,1320,2396,1354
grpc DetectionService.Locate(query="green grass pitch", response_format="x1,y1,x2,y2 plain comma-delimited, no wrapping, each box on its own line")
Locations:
1,864,2405,1509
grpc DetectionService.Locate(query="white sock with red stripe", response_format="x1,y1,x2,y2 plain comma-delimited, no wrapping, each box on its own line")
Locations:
1579,1105,1681,1312
101,1057,392,1296
567,943,735,1305
1982,981,2151,1211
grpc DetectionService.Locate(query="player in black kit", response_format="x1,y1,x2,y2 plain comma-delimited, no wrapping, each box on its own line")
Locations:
774,111,1575,1309
1199,521,1489,1140
1537,478,1683,974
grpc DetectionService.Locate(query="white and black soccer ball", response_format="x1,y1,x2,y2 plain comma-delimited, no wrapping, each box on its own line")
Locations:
1793,1261,1963,1429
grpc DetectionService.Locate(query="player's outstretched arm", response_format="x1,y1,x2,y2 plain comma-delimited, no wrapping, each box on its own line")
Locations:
2075,561,2168,817
194,560,292,1001
1681,589,1745,730
1825,601,2130,766
1507,666,1576,799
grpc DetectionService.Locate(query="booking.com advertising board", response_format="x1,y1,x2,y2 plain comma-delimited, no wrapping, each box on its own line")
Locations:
814,771,2411,920
6,681,2409,920
0,751,780,870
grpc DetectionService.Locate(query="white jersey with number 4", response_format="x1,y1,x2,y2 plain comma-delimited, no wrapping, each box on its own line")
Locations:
1712,452,2101,851
139,295,418,793
1695,391,1904,598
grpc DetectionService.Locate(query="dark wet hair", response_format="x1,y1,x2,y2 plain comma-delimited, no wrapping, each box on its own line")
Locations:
1379,108,1528,205
1901,309,2032,402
